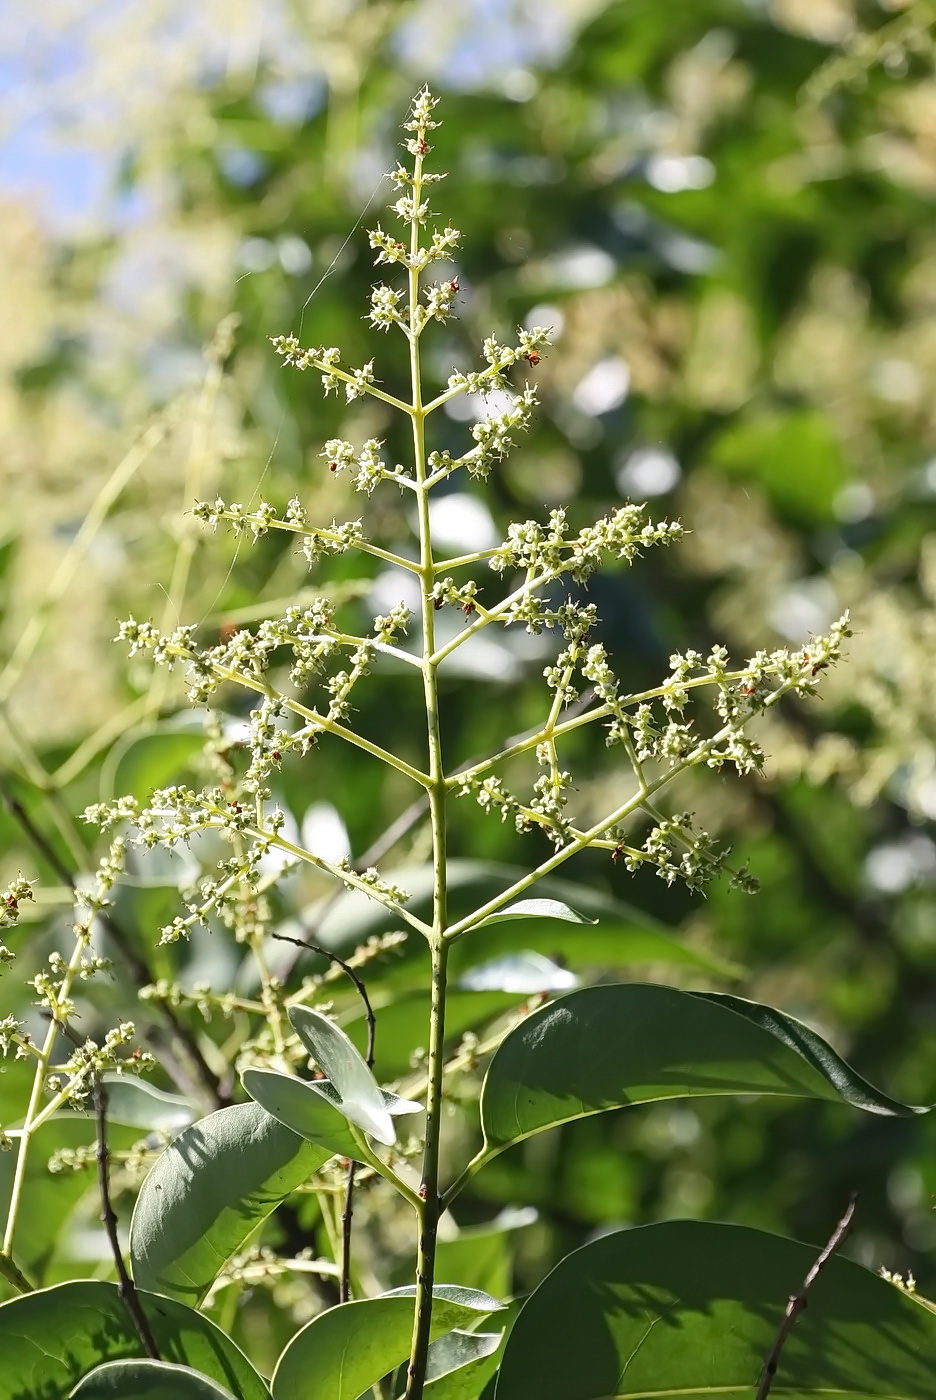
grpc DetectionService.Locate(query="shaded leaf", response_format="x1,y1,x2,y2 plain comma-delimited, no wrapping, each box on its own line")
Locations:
495,1220,936,1398
288,1004,395,1144
272,1285,504,1400
0,1280,269,1400
130,1103,330,1305
480,984,921,1160
435,1212,536,1298
69,1359,242,1399
103,719,206,805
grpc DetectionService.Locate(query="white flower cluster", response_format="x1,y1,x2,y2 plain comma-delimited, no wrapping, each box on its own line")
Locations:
491,505,684,583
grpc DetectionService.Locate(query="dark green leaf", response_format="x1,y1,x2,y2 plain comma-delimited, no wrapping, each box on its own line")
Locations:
689,989,919,1116
288,1004,395,1144
495,1220,936,1398
0,1280,269,1400
69,1359,242,1399
271,1286,504,1400
130,1102,330,1305
480,984,921,1159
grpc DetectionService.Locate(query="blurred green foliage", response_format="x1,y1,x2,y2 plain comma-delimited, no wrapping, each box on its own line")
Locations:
3,0,936,1358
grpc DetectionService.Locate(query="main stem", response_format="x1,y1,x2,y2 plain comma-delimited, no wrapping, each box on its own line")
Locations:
405,139,449,1400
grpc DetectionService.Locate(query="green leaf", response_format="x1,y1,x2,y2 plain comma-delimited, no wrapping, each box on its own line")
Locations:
306,859,742,979
494,1220,936,1399
0,1280,270,1400
425,1331,504,1386
479,984,921,1159
69,1359,242,1399
271,1286,504,1400
473,898,597,929
88,1076,194,1132
435,1211,536,1298
457,952,577,994
288,1004,395,1144
240,1069,361,1159
688,989,917,1116
130,1102,330,1305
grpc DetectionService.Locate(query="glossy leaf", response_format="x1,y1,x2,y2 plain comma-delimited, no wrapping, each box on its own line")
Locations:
271,1285,504,1400
473,898,596,929
0,1280,269,1400
495,1220,936,1399
130,1102,330,1305
689,989,917,1116
480,984,921,1159
288,1004,395,1144
70,1359,242,1399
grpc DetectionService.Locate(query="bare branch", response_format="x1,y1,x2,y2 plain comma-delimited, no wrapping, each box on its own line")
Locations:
756,1194,857,1400
49,1016,160,1359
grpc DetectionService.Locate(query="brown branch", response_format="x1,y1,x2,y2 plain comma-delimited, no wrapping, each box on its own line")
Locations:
92,1073,161,1359
756,1193,857,1400
0,774,227,1110
272,930,377,1304
49,1016,160,1359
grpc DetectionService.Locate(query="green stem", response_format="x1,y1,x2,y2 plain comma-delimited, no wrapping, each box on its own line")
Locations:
2,926,88,1261
0,1252,35,1293
406,938,449,1400
404,126,450,1400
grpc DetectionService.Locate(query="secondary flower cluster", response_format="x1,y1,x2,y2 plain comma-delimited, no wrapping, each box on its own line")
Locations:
492,505,684,588
115,598,409,755
453,615,851,888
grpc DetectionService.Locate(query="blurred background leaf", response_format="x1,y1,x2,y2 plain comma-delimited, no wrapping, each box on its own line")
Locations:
3,0,936,1349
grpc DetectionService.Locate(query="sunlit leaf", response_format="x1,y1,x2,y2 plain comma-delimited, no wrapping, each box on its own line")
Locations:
457,951,577,994
69,1359,244,1399
0,1280,269,1400
130,1103,330,1305
240,1068,360,1159
473,898,596,929
271,1285,504,1400
288,1004,395,1144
